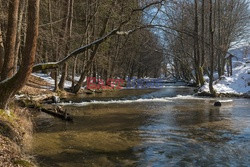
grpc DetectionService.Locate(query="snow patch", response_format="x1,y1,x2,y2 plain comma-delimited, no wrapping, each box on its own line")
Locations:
32,73,82,89
200,46,250,95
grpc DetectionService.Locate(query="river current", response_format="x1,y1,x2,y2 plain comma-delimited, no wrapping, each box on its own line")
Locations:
30,87,250,167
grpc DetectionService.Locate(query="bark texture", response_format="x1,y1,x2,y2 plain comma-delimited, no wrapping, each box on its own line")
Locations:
0,0,39,109
1,0,20,80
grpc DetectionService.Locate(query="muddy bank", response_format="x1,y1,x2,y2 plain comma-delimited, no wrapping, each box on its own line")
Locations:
0,75,80,166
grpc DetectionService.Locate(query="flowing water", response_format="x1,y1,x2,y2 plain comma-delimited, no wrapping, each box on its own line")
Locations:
30,87,250,167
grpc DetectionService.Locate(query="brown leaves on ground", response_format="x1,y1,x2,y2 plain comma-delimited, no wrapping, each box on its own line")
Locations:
0,135,21,167
19,74,53,96
0,108,35,167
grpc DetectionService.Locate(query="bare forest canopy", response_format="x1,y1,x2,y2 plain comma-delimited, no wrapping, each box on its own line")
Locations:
0,0,249,109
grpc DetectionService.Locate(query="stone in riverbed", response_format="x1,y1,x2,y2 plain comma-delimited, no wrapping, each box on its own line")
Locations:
52,96,60,103
214,101,222,107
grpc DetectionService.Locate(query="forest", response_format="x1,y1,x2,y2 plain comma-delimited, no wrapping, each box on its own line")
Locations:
0,0,249,109
0,0,250,166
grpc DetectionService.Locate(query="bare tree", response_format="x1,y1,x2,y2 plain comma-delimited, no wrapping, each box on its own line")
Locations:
0,0,39,109
0,0,20,80
209,0,216,95
58,0,74,90
14,0,27,74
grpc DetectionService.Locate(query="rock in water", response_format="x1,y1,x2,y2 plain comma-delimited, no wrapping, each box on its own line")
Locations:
214,101,222,107
52,96,60,103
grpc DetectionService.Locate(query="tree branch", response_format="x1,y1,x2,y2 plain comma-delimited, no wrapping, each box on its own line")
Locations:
32,28,119,72
32,0,166,72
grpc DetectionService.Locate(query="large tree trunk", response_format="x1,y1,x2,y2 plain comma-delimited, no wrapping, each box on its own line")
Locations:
0,0,39,109
0,0,20,80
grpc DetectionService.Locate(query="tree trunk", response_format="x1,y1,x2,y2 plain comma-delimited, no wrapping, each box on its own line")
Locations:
72,5,113,93
209,0,216,96
71,56,78,89
194,0,205,86
14,0,26,74
201,0,205,67
217,0,222,77
47,0,59,91
58,63,68,90
200,0,206,86
0,0,39,109
58,0,74,90
0,27,4,74
1,0,20,80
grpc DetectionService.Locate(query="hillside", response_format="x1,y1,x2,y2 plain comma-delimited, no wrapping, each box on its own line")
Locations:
200,46,250,96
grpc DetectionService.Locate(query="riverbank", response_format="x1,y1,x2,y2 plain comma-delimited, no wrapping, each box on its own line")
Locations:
0,106,35,167
198,46,250,98
0,75,58,167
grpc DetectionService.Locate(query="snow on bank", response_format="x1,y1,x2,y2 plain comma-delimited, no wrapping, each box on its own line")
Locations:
32,73,78,89
32,72,189,90
200,46,250,95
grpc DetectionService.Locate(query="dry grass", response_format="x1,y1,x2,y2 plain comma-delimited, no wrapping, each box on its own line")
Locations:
0,135,21,167
19,75,53,96
20,85,52,96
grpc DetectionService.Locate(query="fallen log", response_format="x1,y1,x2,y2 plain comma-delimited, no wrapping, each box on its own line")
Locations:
40,106,73,122
17,97,73,122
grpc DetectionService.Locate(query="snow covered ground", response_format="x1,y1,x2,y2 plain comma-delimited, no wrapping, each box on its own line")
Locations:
200,46,250,95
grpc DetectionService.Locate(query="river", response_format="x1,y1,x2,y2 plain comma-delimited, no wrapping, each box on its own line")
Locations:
30,87,250,166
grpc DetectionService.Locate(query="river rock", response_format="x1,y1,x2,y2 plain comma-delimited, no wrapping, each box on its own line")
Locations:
214,101,222,107
52,96,60,103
